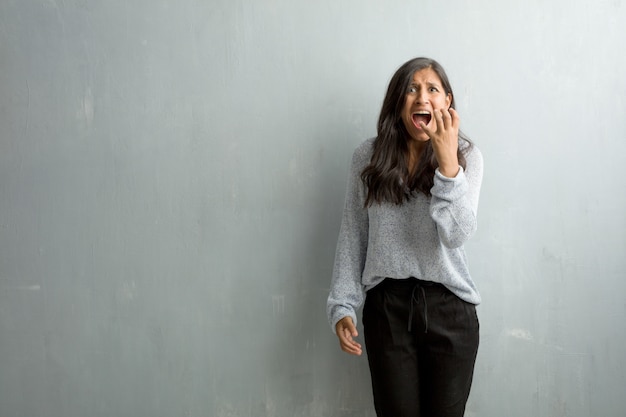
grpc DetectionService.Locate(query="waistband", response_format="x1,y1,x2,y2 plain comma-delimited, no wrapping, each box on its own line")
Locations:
375,278,448,333
376,277,448,292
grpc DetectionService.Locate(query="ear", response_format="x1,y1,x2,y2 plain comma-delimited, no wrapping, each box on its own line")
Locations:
446,93,452,109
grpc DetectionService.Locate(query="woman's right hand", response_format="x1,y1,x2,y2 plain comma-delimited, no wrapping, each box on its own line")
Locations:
335,316,363,356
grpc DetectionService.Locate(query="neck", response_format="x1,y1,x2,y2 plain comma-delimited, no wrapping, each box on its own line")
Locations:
406,140,427,175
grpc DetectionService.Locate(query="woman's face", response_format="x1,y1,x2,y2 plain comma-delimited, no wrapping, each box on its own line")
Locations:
401,67,452,143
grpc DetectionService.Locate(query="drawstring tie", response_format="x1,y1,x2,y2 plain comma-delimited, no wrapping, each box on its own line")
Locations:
408,284,429,333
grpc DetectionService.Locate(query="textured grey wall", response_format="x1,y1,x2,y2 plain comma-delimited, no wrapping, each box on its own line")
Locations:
1,0,625,416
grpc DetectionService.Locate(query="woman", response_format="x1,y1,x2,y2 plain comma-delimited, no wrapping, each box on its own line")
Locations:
327,57,483,417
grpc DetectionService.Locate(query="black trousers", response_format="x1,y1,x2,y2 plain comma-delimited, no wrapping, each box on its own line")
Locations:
363,278,479,417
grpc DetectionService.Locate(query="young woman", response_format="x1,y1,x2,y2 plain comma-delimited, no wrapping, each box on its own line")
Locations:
327,57,483,417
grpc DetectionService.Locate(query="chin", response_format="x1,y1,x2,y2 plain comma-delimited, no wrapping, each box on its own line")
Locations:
409,133,430,143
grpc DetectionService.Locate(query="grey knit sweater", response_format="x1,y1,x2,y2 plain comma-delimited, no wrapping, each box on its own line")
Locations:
327,137,483,332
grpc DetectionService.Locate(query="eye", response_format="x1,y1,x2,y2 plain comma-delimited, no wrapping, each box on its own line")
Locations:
408,86,417,94
429,87,439,93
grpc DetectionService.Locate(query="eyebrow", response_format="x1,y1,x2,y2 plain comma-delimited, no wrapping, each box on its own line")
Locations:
410,82,442,88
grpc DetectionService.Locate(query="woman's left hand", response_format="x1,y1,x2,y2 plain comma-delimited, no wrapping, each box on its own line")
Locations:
419,107,460,178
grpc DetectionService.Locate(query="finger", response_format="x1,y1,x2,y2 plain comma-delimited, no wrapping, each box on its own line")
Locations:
419,120,435,138
344,319,358,337
337,323,363,355
345,345,363,355
441,108,453,130
341,341,362,355
340,325,360,346
434,109,445,131
336,316,357,336
340,336,362,354
339,332,362,355
342,345,362,355
449,107,460,128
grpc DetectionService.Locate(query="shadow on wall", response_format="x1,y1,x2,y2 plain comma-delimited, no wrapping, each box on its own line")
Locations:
263,106,377,416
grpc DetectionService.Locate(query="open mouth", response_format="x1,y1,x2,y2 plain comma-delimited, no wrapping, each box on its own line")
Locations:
411,111,431,129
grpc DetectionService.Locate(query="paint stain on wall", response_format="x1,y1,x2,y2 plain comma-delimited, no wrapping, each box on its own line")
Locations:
272,294,285,317
77,87,94,128
506,328,534,341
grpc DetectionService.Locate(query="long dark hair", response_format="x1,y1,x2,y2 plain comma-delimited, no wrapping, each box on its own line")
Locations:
361,57,472,206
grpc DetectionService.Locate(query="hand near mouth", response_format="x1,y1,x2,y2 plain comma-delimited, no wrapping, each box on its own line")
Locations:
419,107,461,178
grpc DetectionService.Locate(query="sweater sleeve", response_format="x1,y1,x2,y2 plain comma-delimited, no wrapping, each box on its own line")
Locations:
326,145,370,333
429,144,483,249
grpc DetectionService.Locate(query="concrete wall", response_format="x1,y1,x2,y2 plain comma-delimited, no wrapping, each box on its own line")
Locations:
1,0,625,416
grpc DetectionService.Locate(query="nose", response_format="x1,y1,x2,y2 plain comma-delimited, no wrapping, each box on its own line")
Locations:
415,89,428,104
